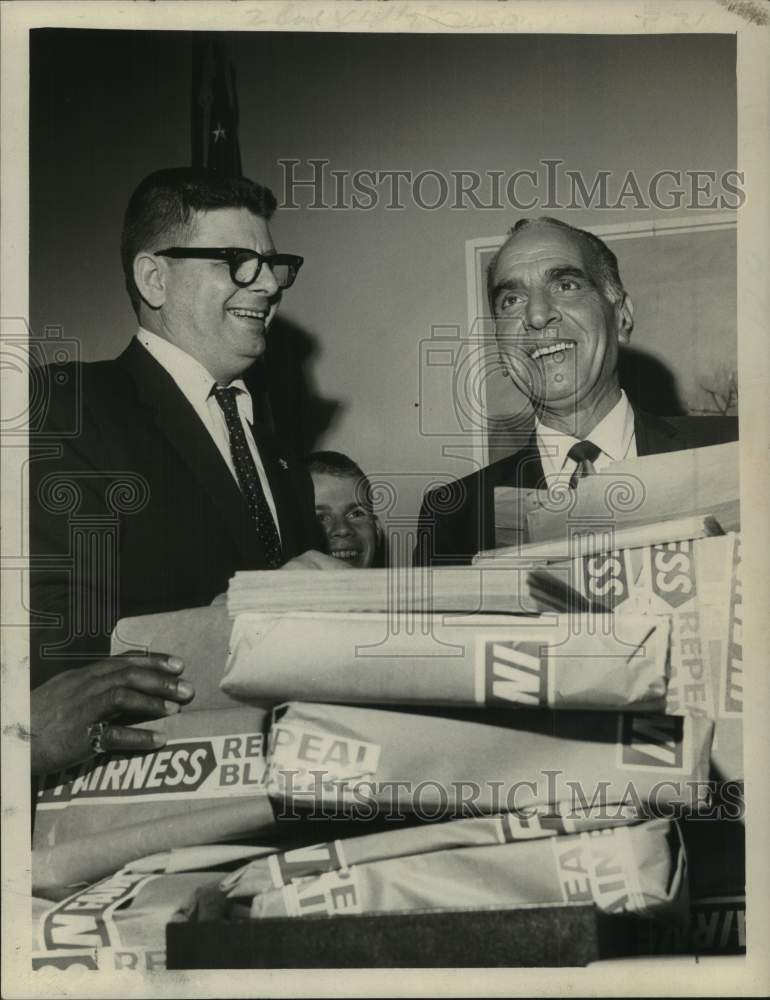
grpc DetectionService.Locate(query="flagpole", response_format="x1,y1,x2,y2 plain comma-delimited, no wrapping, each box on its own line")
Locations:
191,34,242,177
190,34,208,169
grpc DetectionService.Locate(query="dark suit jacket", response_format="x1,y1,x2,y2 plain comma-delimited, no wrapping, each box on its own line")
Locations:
415,409,739,567
29,339,322,685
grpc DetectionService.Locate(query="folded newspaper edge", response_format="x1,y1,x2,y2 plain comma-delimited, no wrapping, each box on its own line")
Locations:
227,564,593,616
478,513,725,564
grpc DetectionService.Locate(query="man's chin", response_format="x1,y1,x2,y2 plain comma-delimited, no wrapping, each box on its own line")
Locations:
527,388,585,424
511,378,579,409
242,332,267,362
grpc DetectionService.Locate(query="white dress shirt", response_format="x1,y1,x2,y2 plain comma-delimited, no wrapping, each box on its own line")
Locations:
535,390,638,488
136,328,281,537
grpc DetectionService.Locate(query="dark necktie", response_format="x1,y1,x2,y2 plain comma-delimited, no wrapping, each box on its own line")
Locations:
567,440,601,489
212,385,283,568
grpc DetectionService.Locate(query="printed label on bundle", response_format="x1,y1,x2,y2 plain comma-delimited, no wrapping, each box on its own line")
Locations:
476,637,549,707
649,541,697,610
32,947,166,973
644,895,746,955
552,826,645,914
639,539,719,722
41,872,153,950
32,949,99,972
37,733,266,807
580,549,633,611
266,723,381,799
501,809,568,841
269,840,346,888
690,895,746,954
617,714,686,772
282,868,362,918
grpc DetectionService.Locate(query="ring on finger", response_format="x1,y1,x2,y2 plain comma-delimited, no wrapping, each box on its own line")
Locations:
87,721,110,756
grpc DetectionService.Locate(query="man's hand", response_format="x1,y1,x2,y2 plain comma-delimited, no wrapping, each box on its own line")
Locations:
30,652,195,775
281,549,354,570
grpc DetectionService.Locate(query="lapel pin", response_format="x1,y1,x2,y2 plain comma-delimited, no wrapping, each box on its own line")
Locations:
279,458,289,470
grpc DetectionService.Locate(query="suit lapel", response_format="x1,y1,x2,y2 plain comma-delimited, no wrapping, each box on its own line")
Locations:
634,408,680,456
117,340,263,563
479,435,544,550
507,433,546,489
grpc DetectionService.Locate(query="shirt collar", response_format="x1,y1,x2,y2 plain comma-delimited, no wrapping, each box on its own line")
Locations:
227,378,253,424
136,328,253,419
587,389,635,463
535,390,634,476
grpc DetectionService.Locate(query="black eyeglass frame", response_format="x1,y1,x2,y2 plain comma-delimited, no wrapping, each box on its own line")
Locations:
154,247,304,288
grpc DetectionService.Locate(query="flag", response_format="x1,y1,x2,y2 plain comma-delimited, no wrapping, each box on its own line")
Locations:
192,35,243,176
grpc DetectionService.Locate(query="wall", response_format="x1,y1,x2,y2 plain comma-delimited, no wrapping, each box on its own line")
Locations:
30,29,192,351
30,30,737,537
235,31,738,524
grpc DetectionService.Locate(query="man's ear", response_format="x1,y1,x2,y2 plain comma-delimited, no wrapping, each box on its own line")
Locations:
133,252,167,309
617,293,634,345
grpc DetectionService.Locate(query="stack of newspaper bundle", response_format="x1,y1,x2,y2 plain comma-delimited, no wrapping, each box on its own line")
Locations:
31,441,742,958
210,561,725,931
473,516,744,954
213,478,743,940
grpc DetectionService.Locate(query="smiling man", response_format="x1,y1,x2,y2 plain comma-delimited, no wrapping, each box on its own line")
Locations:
30,167,336,688
415,216,738,566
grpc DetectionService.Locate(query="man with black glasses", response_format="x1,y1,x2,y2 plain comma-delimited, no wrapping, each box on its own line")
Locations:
30,167,336,704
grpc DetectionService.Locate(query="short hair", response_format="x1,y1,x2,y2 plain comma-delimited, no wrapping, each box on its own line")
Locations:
120,167,278,316
306,451,374,511
486,216,625,314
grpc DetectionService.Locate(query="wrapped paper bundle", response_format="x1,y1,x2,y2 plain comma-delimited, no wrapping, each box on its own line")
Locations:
124,843,280,876
221,807,642,899
487,511,725,560
32,799,278,900
32,869,219,973
33,705,274,895
227,564,589,617
483,533,742,778
524,442,739,543
35,705,269,847
111,604,238,712
266,702,713,817
222,612,669,711
559,532,742,778
247,819,686,922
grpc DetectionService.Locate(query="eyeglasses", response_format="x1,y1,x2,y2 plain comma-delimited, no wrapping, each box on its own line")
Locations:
154,247,304,289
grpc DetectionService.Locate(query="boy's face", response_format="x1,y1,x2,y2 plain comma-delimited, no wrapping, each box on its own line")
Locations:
311,472,379,568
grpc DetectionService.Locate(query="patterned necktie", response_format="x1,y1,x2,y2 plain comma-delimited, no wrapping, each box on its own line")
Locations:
567,440,601,489
212,385,283,568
